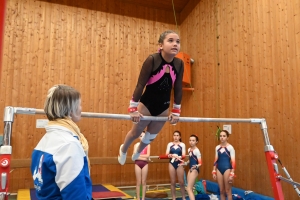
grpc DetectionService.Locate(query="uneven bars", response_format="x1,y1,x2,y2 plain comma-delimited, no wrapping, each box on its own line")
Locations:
3,106,292,199
11,107,264,123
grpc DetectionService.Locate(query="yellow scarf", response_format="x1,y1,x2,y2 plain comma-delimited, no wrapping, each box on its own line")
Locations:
47,118,90,169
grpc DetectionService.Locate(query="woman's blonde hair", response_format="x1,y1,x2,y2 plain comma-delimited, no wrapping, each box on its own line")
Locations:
44,84,81,120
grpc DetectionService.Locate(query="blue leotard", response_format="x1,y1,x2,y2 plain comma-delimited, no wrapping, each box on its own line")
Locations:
166,142,186,169
188,147,202,173
213,144,236,175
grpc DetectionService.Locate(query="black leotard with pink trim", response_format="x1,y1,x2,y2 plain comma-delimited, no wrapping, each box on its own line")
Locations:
132,53,184,116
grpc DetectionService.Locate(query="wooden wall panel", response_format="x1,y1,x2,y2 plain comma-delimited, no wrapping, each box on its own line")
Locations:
180,0,300,199
179,0,220,193
2,0,300,199
1,0,180,193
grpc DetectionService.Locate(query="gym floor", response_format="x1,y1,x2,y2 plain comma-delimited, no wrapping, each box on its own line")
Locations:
9,187,185,200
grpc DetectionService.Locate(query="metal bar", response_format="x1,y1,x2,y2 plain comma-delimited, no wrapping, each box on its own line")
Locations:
278,176,300,188
260,119,271,145
1,106,12,200
3,122,12,146
281,167,300,196
3,107,14,146
13,107,264,123
7,106,296,200
149,156,160,159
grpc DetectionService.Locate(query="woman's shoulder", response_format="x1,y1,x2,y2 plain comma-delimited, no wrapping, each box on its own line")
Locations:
179,142,186,146
191,147,200,152
227,144,235,150
36,132,83,156
194,147,200,151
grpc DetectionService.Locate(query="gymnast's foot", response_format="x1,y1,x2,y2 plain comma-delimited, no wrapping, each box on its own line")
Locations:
118,144,127,165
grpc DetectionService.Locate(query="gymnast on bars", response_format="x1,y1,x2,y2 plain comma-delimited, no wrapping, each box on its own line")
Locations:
118,30,184,165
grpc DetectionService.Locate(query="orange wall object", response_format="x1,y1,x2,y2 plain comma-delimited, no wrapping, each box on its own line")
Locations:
176,52,192,88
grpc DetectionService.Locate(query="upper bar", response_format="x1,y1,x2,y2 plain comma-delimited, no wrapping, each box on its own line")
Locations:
12,107,264,123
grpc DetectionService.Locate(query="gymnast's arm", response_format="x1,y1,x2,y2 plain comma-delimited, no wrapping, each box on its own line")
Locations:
195,148,202,168
212,146,219,176
180,142,186,159
165,142,173,158
229,145,236,173
131,56,153,102
173,59,184,105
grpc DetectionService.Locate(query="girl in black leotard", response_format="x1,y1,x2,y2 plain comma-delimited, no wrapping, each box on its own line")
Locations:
118,30,184,165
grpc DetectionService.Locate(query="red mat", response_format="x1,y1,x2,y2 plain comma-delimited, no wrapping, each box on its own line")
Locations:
92,191,125,199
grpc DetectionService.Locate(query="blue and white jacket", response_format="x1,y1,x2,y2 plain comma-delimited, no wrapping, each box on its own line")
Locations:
31,125,92,200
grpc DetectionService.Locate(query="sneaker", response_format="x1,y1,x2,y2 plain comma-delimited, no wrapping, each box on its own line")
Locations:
118,144,127,165
132,152,141,161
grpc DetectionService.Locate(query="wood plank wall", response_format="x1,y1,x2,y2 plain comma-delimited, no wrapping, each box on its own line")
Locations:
1,0,181,193
1,0,300,199
180,0,300,199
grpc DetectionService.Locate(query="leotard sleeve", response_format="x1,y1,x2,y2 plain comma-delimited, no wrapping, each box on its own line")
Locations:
132,55,153,102
173,58,184,104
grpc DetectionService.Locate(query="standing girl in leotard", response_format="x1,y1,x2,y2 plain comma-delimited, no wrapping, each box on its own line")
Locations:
133,131,150,200
212,130,236,200
166,131,186,200
186,134,202,200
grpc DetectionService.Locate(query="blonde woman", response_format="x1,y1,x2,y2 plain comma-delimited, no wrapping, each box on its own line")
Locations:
31,85,92,200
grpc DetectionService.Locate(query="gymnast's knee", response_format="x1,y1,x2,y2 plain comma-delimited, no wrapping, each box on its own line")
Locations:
141,131,158,144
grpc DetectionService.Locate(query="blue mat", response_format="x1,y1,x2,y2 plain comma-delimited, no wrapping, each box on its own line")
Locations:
29,184,124,200
203,180,274,200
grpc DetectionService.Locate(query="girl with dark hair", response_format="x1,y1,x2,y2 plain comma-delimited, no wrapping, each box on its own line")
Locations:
212,130,236,200
186,134,202,200
166,131,186,200
118,30,184,165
